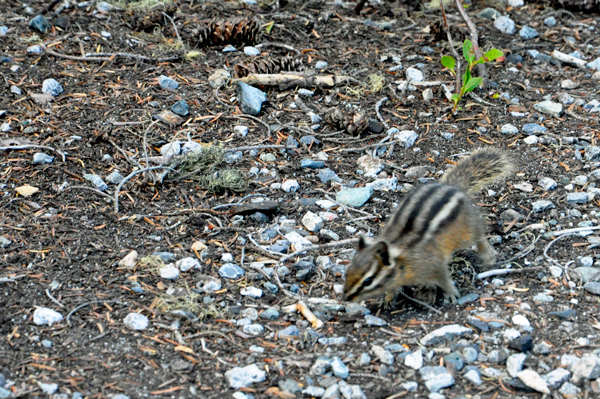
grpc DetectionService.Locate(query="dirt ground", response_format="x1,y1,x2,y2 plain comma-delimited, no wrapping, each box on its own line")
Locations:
2,0,600,398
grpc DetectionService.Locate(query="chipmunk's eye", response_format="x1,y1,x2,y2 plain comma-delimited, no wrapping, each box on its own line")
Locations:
364,277,373,286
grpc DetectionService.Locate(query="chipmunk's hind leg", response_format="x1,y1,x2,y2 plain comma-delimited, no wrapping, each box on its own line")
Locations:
476,238,496,266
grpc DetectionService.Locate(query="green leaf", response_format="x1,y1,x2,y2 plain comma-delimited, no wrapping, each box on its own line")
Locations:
462,39,475,64
462,69,470,86
441,55,456,71
451,94,460,103
463,77,484,94
263,21,275,34
483,48,503,62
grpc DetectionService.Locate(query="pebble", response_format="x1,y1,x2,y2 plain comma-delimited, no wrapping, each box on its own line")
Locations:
258,308,279,320
420,324,472,346
331,357,349,379
394,130,418,148
463,347,478,362
0,236,11,248
522,123,547,135
29,15,51,33
357,155,384,177
584,282,600,295
158,75,178,90
488,348,509,363
11,85,22,95
402,381,418,392
372,345,394,365
544,16,557,26
366,177,398,191
123,312,148,330
236,82,266,116
322,384,340,398
406,67,424,82
571,355,600,382
282,179,300,192
336,187,372,207
558,92,574,105
507,353,527,377
420,366,455,392
517,369,550,394
171,100,189,116
301,159,325,169
105,171,124,185
364,314,387,326
524,136,538,145
38,382,58,395
423,88,433,101
208,69,230,89
159,265,179,279
509,335,533,352
285,232,312,251
533,293,554,302
0,26,7,35
315,60,328,69
244,46,260,56
317,168,342,183
318,337,347,346
303,386,324,396
225,364,266,389
508,0,524,6
567,192,592,205
531,200,554,212
33,307,63,326
279,379,302,394
42,79,64,96
405,350,423,370
302,211,324,232
559,382,581,396
538,177,557,190
219,263,245,279
533,101,563,118
242,324,264,335
501,124,519,134
234,126,248,137
464,369,482,385
573,266,599,282
357,353,372,367
222,44,236,52
241,286,263,298
310,357,332,375
33,153,54,164
494,16,516,34
519,26,538,39
543,368,571,388
561,79,579,89
279,325,299,338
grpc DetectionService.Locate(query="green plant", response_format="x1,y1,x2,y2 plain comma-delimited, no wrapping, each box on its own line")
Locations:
441,39,503,112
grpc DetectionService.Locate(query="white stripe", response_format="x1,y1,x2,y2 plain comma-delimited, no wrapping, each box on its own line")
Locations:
421,193,463,243
345,262,378,298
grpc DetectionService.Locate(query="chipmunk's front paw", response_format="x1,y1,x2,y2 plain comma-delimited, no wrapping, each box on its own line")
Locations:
379,291,397,310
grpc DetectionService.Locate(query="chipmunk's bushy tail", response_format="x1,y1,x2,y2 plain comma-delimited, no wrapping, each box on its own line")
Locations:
442,148,513,193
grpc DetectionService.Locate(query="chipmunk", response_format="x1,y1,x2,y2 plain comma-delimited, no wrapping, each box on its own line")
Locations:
343,148,513,304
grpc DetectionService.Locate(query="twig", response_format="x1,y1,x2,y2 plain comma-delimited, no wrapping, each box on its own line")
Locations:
396,289,443,315
272,270,302,300
162,12,185,53
66,300,124,326
142,120,160,168
0,274,26,284
397,18,417,31
58,185,116,203
86,52,180,63
255,41,300,55
375,97,389,130
114,166,176,213
226,115,271,136
0,144,66,162
439,2,461,94
477,267,544,280
41,45,112,62
45,289,65,308
338,140,400,153
247,234,285,260
544,234,576,280
280,238,358,263
544,225,600,238
454,0,486,86
493,234,541,266
282,301,324,329
225,145,292,152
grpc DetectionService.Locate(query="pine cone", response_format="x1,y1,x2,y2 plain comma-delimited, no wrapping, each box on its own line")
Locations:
233,56,303,78
196,18,261,47
325,107,369,136
127,4,177,33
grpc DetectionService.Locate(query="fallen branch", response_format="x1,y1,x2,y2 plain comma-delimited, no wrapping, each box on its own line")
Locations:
375,97,389,130
255,41,300,55
0,144,66,162
66,300,124,326
235,73,356,88
551,50,587,67
280,238,359,263
543,225,600,239
86,52,181,63
477,267,544,280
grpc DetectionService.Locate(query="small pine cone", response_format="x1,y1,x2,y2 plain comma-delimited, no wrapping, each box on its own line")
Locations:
196,18,261,47
233,56,303,78
325,107,369,136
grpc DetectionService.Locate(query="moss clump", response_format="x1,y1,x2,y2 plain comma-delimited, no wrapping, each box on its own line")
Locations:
109,0,173,11
369,73,385,93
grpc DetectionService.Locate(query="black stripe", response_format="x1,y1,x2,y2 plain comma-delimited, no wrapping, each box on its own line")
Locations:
429,196,465,241
397,184,443,238
407,187,460,247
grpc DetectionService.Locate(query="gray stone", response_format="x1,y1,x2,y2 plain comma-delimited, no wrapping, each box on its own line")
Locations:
394,130,418,148
244,46,260,56
123,312,148,330
29,15,51,33
318,337,347,346
159,265,179,279
208,69,230,89
336,187,372,207
282,179,300,192
559,382,581,396
533,293,554,302
345,303,370,316
571,355,600,382
588,58,600,70
317,168,342,183
366,177,398,191
310,357,332,375
158,75,178,90
567,192,592,205
38,382,58,395
533,101,563,118
259,308,279,320
234,126,249,137
522,123,547,135
279,325,299,338
242,324,264,336
241,286,263,298
476,7,501,19
558,92,574,105
501,124,519,135
531,200,554,212
105,171,124,185
364,314,387,326
331,357,349,379
585,282,600,295
542,368,570,388
301,159,325,169
524,136,538,145
544,16,556,26
457,293,479,305
357,353,371,367
405,350,423,370
315,61,328,69
507,353,527,377
519,26,538,39
0,236,12,248
561,79,579,89
372,345,394,365
464,369,482,385
171,100,189,116
357,155,384,177
33,307,63,326
402,381,418,391
419,366,455,392
42,79,63,96
463,347,478,363
517,369,550,394
495,16,516,34
225,364,266,389
237,82,266,116
279,378,302,394
538,177,557,190
573,267,600,282
420,324,472,346
33,153,54,164
302,211,323,232
322,384,340,399
219,263,245,279
423,88,434,101
406,67,424,82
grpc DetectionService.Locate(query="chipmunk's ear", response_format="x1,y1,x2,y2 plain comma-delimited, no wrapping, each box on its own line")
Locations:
373,241,390,266
357,235,368,251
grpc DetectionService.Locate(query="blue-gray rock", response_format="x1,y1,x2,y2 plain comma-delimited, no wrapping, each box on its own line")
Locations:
259,308,279,320
106,171,124,185
244,46,260,56
419,366,455,392
30,15,51,33
567,192,592,205
507,353,527,377
300,135,320,146
421,325,472,346
495,16,515,34
11,85,21,95
225,364,266,389
33,153,54,164
548,309,577,320
586,146,600,160
315,61,328,69
364,314,387,326
84,174,108,191
534,101,563,118
222,44,236,52
463,347,478,363
303,386,325,396
123,312,148,330
317,168,342,183
533,293,554,302
457,293,479,305
395,130,418,148
158,75,178,90
0,26,8,36
538,177,557,190
287,136,299,148
310,357,332,375
279,379,302,394
331,357,349,379
263,281,278,293
219,263,245,279
506,54,523,64
345,303,370,316
519,26,538,39
501,124,519,134
318,337,347,346
224,151,243,164
301,159,325,169
509,335,533,352
336,187,372,207
476,7,501,19
298,88,314,97
444,352,464,371
464,369,482,385
279,325,299,338
588,58,600,71
171,100,189,116
522,123,547,135
531,200,554,212
236,82,266,116
42,339,52,348
42,79,63,96
153,252,175,262
584,282,600,295
406,67,424,82
544,16,556,26
558,92,574,105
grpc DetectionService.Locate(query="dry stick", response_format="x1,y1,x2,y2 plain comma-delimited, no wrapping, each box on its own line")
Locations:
66,300,124,326
45,289,65,308
246,234,285,260
396,289,443,315
477,267,544,280
439,1,461,95
397,18,417,31
86,52,181,63
0,274,26,284
41,45,113,62
114,166,175,213
162,12,185,53
544,234,576,280
255,41,300,55
339,140,400,153
280,238,359,263
375,97,389,130
0,144,66,162
224,144,291,152
544,225,600,238
493,234,541,266
454,0,486,85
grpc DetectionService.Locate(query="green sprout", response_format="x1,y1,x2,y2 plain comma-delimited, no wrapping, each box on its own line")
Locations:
441,40,503,112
